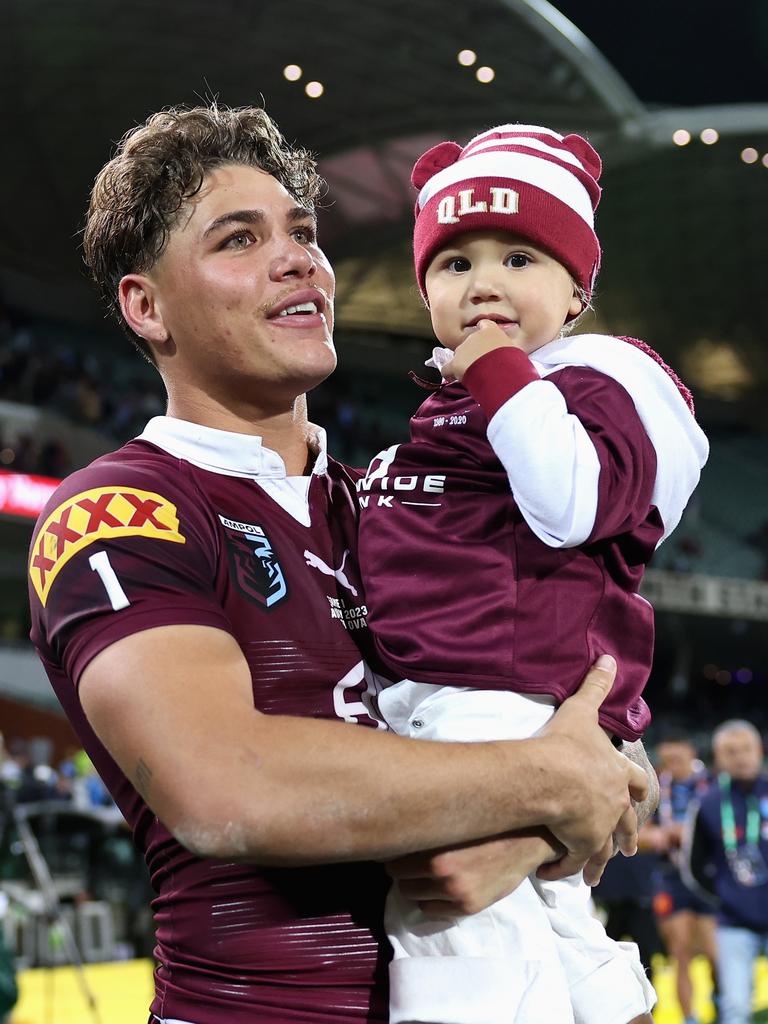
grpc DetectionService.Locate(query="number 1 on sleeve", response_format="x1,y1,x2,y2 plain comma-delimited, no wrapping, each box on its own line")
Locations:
89,550,130,611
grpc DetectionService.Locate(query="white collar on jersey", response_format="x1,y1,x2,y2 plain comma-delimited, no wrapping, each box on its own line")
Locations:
137,415,329,480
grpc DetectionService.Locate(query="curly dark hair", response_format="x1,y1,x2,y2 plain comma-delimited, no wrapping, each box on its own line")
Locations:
82,104,324,363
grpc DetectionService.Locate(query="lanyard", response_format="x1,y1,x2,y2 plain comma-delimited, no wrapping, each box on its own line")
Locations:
718,772,761,853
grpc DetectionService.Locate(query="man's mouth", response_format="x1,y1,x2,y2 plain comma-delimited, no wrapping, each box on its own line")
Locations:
277,301,319,317
265,288,330,327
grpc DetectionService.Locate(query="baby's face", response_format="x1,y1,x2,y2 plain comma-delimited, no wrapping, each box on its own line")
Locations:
424,230,582,354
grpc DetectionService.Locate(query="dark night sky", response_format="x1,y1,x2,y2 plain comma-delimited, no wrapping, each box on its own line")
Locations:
552,1,768,107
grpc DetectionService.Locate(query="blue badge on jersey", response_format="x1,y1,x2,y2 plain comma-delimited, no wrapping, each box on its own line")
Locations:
219,516,288,609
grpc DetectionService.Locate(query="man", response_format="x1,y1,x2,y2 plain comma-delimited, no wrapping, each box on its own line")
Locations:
641,733,715,1024
28,105,649,1023
685,720,768,1024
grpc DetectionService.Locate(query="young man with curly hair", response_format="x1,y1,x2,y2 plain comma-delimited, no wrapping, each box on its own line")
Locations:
28,105,649,1023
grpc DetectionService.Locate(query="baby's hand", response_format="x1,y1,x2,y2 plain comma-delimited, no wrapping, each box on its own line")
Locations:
442,319,524,383
384,828,563,917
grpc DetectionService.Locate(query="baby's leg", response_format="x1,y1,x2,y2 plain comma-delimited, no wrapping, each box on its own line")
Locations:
532,871,657,1024
387,877,573,1024
380,683,573,1024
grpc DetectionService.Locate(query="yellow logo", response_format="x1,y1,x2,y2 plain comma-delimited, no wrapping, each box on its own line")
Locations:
30,486,185,606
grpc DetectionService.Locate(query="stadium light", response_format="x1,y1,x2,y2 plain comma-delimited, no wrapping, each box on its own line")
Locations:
305,81,324,98
741,147,759,164
476,66,495,83
700,128,719,145
672,129,691,146
283,64,302,82
458,49,477,66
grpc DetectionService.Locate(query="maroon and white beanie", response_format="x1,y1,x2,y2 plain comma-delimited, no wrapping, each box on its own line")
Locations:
412,123,603,300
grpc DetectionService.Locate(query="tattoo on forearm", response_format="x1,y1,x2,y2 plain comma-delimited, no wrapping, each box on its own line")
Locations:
136,758,153,799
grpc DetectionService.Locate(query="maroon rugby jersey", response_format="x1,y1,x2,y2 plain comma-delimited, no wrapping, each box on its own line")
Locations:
28,418,389,1024
357,353,664,741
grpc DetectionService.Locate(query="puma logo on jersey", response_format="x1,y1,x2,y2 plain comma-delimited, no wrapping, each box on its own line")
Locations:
304,549,358,597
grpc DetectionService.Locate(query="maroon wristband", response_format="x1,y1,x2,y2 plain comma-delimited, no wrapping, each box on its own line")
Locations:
462,347,540,420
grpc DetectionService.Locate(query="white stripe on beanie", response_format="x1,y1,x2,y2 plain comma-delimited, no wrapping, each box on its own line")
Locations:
462,134,590,172
463,124,565,150
417,150,595,226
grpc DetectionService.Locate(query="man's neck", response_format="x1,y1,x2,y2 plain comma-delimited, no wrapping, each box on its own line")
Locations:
165,388,314,476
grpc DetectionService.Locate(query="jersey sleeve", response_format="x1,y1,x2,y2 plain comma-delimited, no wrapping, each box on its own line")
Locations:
28,458,231,685
464,349,656,547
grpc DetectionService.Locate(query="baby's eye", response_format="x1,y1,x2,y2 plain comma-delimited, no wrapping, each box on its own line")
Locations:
446,256,471,273
505,252,531,269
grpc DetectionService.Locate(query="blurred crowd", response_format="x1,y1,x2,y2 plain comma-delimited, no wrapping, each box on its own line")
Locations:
0,328,398,477
0,732,115,813
0,329,165,476
595,721,768,1024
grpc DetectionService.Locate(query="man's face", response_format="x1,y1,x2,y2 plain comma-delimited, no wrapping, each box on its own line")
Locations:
424,230,582,356
657,740,696,781
714,728,764,782
145,163,336,409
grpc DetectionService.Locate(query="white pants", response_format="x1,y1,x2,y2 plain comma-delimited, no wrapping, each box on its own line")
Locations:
379,682,657,1024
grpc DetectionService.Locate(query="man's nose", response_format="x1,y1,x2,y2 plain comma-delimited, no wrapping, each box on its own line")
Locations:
269,237,316,280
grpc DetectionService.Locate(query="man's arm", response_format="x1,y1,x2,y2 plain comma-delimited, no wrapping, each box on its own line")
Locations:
80,629,646,866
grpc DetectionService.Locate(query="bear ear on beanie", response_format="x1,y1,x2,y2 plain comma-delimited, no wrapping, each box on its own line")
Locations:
411,141,462,190
562,134,602,181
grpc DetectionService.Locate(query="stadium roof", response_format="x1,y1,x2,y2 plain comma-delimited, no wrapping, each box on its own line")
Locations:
1,0,767,418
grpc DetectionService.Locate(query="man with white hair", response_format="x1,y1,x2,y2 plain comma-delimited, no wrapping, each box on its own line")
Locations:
685,720,768,1024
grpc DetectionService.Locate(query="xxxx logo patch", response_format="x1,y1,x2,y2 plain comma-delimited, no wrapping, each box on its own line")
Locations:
29,486,185,606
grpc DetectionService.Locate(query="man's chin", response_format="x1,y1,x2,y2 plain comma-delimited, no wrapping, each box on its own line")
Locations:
284,348,338,397
303,362,337,394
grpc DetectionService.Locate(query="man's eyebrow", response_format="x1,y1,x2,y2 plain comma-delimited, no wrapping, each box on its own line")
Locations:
202,206,316,241
202,208,265,240
287,206,316,225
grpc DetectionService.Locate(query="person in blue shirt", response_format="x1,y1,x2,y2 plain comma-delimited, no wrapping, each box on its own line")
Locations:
641,733,716,1024
685,720,768,1024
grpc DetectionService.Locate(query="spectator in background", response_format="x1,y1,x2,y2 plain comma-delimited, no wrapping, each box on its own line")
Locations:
641,733,716,1024
685,720,768,1024
591,843,663,977
0,737,63,804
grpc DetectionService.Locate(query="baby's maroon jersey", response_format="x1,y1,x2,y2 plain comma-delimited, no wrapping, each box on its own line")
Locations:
358,369,663,741
28,435,389,1024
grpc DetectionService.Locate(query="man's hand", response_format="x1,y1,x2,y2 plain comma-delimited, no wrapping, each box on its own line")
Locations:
620,739,660,830
385,828,564,918
536,655,649,885
442,320,523,382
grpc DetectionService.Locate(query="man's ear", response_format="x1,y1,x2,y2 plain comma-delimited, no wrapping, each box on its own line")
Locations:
119,274,170,351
